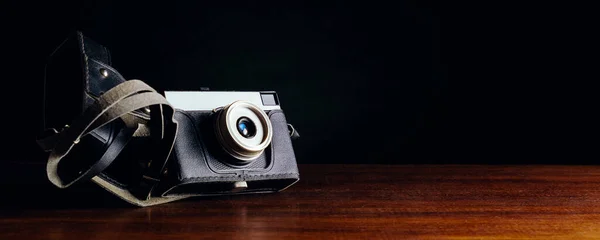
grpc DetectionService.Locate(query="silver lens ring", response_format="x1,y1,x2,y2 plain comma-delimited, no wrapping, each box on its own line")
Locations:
215,101,273,162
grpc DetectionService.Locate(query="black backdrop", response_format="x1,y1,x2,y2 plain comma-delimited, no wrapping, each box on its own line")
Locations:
0,1,593,164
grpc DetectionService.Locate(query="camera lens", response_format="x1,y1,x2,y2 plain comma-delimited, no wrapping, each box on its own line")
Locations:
215,101,273,163
236,117,257,138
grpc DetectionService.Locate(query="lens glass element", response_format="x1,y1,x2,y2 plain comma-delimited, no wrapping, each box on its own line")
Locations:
236,117,256,138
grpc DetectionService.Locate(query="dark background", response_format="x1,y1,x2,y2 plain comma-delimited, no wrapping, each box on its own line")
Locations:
0,1,593,165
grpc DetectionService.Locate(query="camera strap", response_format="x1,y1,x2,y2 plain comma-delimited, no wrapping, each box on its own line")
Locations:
38,80,187,206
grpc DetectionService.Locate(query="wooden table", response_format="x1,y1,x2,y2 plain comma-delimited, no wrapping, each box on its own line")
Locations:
2,164,600,239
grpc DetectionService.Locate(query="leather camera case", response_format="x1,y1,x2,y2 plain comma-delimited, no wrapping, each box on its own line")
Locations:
157,109,300,196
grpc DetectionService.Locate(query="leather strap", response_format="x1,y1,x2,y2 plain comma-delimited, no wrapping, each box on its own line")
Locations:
46,80,170,188
92,176,187,207
74,126,136,185
41,79,185,206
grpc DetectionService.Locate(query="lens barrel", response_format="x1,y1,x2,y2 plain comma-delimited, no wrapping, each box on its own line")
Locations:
214,101,273,162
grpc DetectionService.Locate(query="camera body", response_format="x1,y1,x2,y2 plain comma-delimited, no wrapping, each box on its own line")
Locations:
156,91,300,197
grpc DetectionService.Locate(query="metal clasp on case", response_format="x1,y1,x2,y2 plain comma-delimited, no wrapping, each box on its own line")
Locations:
231,181,248,192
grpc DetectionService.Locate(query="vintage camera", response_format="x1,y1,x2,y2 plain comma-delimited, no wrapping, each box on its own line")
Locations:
37,31,299,206
155,90,300,196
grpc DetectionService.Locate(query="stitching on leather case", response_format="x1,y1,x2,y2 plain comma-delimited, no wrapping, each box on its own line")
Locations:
181,173,299,182
78,32,90,92
245,173,299,178
182,176,243,181
168,189,278,197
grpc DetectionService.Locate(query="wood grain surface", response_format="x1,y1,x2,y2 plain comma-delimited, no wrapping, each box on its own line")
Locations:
2,164,600,239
